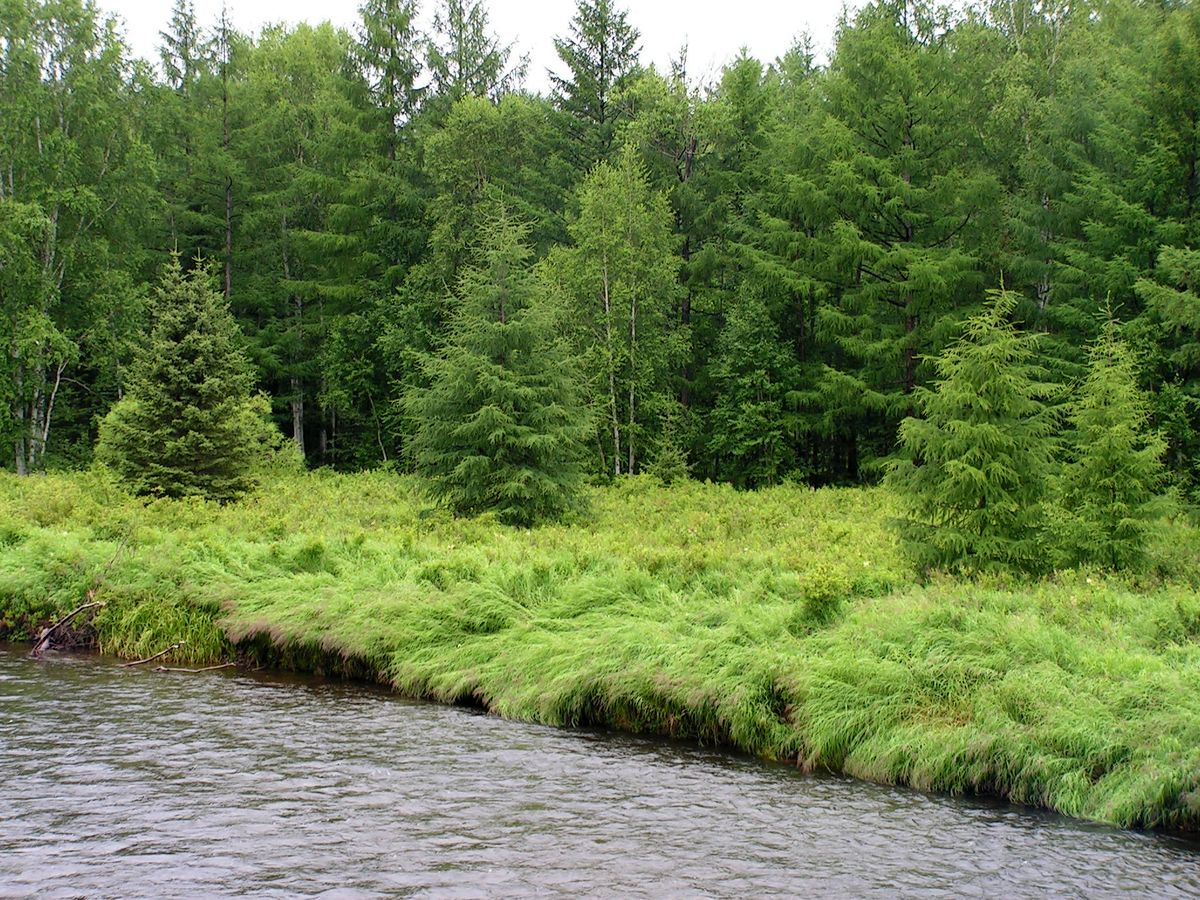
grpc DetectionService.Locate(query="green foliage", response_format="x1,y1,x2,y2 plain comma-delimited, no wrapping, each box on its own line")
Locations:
9,0,1200,508
357,0,422,133
96,258,285,501
1057,318,1172,570
12,0,1200,838
887,291,1060,574
425,0,525,110
814,0,1000,461
234,21,379,463
550,0,642,169
550,144,684,476
404,212,590,526
707,289,800,488
1135,246,1200,490
3,469,1200,830
0,0,156,472
1029,1,1161,345
96,594,231,666
644,409,690,486
0,201,74,457
422,94,571,266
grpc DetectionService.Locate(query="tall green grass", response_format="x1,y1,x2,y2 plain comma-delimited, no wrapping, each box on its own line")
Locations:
1,469,1198,830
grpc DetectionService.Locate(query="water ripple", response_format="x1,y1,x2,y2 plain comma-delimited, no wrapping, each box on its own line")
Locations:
1,647,1197,898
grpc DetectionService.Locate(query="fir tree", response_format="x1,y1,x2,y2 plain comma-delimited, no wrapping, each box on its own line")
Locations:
1135,246,1200,486
1058,317,1170,571
97,258,281,501
404,211,589,526
550,0,641,169
426,0,526,110
706,289,800,488
885,291,1060,574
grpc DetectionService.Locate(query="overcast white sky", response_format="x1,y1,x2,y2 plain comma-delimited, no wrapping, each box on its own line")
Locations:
99,0,855,92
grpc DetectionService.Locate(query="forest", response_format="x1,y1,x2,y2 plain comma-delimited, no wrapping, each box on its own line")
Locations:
3,0,1198,500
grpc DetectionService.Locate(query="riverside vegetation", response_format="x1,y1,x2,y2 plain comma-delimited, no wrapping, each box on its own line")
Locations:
5,0,1200,840
2,470,1200,832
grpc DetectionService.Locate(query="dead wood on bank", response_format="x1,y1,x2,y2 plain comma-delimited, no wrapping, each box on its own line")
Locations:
119,641,187,668
30,600,107,657
153,662,237,673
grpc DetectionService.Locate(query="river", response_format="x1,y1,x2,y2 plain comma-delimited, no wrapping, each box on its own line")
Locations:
1,646,1197,898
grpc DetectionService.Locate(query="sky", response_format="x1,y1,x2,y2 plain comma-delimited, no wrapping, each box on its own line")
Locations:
98,0,855,92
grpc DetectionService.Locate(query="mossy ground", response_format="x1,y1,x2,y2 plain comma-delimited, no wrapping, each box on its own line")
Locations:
2,470,1199,831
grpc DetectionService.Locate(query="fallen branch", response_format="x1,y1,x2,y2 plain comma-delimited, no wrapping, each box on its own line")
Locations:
119,641,187,668
30,531,133,657
153,663,237,674
31,600,107,657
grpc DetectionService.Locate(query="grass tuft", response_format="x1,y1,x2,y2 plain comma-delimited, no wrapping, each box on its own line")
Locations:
1,470,1198,831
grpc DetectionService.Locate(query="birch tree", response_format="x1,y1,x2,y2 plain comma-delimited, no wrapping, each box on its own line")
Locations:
550,146,683,475
0,0,154,472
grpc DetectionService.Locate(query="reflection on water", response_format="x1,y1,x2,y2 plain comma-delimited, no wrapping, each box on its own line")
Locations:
1,646,1197,898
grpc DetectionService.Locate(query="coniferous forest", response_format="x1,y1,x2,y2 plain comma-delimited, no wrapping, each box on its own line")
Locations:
4,0,1198,501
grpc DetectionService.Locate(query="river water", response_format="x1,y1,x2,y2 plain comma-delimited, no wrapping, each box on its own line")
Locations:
1,647,1197,898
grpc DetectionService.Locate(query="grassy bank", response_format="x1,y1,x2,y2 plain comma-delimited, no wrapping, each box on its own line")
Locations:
2,470,1200,832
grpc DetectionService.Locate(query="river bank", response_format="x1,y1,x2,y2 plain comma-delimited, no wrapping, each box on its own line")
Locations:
9,646,1199,896
2,470,1199,832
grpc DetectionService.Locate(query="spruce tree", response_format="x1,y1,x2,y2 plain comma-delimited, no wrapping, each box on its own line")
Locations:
1058,318,1170,571
404,211,589,526
550,0,641,170
97,258,280,502
706,289,801,488
426,0,526,110
885,291,1059,574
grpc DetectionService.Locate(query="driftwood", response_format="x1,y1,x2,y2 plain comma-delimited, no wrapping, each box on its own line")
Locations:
31,600,107,657
119,641,187,668
153,663,237,674
30,532,131,657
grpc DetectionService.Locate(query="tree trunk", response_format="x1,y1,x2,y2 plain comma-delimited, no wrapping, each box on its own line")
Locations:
1036,193,1052,311
628,281,637,475
602,255,621,476
25,360,65,471
680,234,692,408
366,391,387,463
223,177,233,299
220,12,233,299
12,355,27,476
291,376,305,458
904,311,916,396
281,217,304,458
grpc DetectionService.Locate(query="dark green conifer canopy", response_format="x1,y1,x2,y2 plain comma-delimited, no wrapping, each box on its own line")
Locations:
97,258,280,501
405,210,590,526
886,291,1060,574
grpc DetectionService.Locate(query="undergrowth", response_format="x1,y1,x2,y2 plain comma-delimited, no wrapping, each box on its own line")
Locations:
1,469,1198,831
